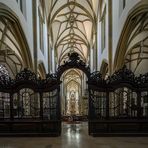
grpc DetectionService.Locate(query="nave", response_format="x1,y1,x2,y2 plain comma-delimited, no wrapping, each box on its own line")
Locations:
0,122,148,148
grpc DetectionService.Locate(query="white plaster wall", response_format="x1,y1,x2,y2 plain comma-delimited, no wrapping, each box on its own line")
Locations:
0,0,34,59
0,0,49,73
36,1,49,73
37,2,48,73
97,0,143,71
112,0,141,60
97,0,108,70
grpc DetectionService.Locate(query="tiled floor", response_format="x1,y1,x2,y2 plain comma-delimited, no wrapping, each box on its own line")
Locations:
0,122,148,148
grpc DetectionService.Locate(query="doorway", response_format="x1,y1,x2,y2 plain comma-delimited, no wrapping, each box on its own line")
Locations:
60,68,88,123
60,68,88,132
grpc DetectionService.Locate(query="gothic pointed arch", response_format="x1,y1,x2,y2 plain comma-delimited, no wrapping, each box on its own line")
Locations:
114,1,148,75
0,3,33,77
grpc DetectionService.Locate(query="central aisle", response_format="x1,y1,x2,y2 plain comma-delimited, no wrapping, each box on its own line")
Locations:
61,122,89,147
0,122,148,148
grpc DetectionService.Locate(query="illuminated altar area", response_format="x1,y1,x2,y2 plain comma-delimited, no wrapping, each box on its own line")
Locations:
61,68,88,117
66,90,79,115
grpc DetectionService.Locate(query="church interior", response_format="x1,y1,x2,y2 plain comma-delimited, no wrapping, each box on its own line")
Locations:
0,0,148,147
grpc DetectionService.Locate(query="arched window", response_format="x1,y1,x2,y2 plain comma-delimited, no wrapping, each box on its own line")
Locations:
38,0,45,54
101,9,106,51
16,0,26,18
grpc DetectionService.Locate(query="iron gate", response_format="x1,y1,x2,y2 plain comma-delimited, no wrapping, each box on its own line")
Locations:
0,53,148,136
0,68,61,136
88,66,148,136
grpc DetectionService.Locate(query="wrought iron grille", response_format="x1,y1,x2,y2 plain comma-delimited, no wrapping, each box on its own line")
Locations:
0,92,10,119
0,53,148,136
109,88,138,118
89,90,106,119
88,65,148,120
141,91,148,117
43,89,58,120
13,89,40,119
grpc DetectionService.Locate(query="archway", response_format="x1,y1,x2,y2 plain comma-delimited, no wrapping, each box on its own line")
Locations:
56,52,90,80
114,1,148,74
60,68,88,121
0,3,33,78
56,52,90,133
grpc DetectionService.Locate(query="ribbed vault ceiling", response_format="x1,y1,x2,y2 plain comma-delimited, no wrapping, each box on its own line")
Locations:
48,0,98,65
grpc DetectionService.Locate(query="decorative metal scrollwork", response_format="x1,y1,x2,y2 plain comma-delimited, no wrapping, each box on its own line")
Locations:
107,65,135,85
0,74,12,89
88,71,105,85
15,68,37,82
135,73,148,87
56,52,90,79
